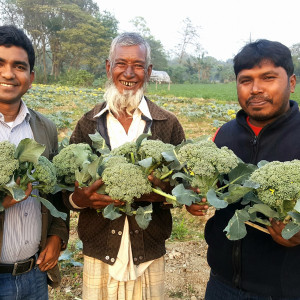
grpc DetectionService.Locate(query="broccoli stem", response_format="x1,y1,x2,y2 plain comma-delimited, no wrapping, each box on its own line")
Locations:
152,187,177,203
159,169,174,180
214,174,246,194
130,152,135,164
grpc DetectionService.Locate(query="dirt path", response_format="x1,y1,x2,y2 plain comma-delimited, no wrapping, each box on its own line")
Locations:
165,240,209,300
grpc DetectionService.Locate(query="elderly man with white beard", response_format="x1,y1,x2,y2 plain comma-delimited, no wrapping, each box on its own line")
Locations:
65,32,185,300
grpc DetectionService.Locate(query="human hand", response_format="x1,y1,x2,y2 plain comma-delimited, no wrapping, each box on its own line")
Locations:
37,235,62,271
185,198,209,216
72,179,124,209
1,181,32,209
267,219,300,247
136,174,172,203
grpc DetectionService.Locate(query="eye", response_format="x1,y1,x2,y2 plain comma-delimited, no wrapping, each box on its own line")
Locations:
134,64,145,70
239,78,251,84
15,64,26,71
264,76,276,80
115,62,126,67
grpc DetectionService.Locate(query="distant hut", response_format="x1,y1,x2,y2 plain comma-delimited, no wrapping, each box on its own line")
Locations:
150,70,171,90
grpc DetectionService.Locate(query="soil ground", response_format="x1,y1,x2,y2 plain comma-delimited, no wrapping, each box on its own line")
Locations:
49,208,214,300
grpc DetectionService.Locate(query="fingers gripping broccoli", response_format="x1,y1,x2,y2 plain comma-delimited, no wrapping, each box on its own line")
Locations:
250,160,300,218
0,141,19,186
53,143,96,185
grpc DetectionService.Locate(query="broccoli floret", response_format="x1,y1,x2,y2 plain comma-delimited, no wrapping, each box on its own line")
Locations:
0,141,19,186
101,162,152,203
32,156,57,194
177,140,239,194
138,139,175,164
250,160,300,217
110,142,138,163
53,143,95,185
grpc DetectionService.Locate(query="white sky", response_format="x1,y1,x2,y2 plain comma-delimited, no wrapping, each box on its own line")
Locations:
95,0,300,62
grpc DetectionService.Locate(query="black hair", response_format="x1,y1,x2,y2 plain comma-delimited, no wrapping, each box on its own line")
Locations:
233,39,294,78
0,25,35,72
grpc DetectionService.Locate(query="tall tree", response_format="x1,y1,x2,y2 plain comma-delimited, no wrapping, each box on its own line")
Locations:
175,17,201,64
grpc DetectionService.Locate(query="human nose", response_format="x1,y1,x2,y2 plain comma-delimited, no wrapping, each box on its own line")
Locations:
1,65,15,79
123,64,135,78
251,79,263,94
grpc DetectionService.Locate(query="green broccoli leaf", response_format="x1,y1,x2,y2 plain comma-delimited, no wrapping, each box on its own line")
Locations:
293,199,300,214
88,131,110,154
136,133,151,148
172,184,199,206
172,172,192,182
15,138,46,164
224,208,250,240
228,163,257,185
257,160,269,168
135,203,153,229
35,195,67,220
282,222,300,239
138,157,153,168
221,185,253,204
288,211,300,223
206,188,228,209
102,204,122,220
248,203,279,219
5,177,26,201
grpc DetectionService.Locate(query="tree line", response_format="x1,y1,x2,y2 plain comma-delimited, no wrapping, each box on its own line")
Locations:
1,0,300,86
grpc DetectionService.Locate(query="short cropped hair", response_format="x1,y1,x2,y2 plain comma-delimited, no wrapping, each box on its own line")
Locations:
0,25,35,72
108,32,151,69
233,39,294,78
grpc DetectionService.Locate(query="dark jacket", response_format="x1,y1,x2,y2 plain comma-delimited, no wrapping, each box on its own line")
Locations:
66,97,185,265
0,109,69,288
205,100,300,297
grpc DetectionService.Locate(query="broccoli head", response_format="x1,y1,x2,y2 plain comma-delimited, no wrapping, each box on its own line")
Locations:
177,140,239,193
250,160,300,217
53,143,95,185
0,141,19,186
32,156,57,194
101,161,152,202
110,142,138,163
138,139,175,164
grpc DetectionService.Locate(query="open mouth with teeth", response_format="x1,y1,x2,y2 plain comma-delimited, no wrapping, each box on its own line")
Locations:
0,83,15,87
120,80,136,87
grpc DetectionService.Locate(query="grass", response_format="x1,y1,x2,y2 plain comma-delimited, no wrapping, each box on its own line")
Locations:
147,82,300,103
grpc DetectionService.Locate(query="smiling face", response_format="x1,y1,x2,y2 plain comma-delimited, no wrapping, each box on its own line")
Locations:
106,44,152,95
236,60,296,127
0,45,34,106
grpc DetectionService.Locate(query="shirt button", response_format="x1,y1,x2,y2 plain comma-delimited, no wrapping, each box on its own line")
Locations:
105,256,110,260
111,258,115,263
134,230,139,234
111,230,115,234
129,231,133,235
24,212,28,217
118,231,122,235
139,256,143,260
133,257,138,262
25,241,29,245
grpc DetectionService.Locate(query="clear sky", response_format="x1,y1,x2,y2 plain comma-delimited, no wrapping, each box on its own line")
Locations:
95,0,300,62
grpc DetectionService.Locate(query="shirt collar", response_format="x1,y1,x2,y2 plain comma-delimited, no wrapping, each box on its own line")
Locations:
93,96,152,120
0,100,31,123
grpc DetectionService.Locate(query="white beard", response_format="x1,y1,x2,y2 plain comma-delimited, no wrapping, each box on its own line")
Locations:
104,83,144,116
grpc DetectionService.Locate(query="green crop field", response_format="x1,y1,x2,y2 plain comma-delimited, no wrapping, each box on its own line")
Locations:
23,82,297,299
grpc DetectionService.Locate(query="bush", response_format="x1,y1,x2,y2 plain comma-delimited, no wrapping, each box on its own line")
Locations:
59,69,95,87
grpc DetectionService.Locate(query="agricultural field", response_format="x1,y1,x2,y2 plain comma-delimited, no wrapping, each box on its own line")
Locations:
30,82,298,299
